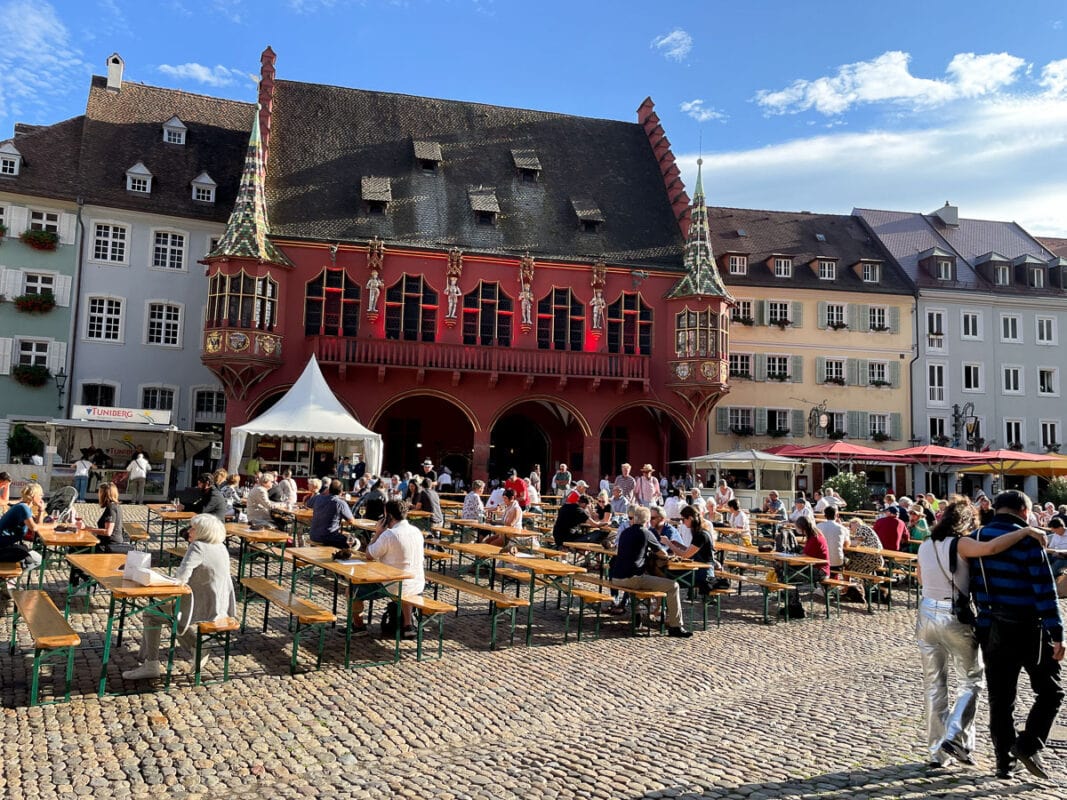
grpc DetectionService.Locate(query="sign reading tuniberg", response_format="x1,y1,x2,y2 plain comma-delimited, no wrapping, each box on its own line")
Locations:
71,405,173,426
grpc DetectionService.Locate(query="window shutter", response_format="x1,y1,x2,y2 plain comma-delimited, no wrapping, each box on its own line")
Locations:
0,338,11,374
791,302,803,328
890,413,902,441
817,302,827,330
888,306,901,333
856,358,869,386
889,360,901,388
791,355,803,383
715,407,728,434
59,213,76,245
855,304,870,333
791,409,805,437
754,353,767,381
755,300,766,326
755,407,768,435
847,410,868,438
54,274,73,307
47,340,67,373
846,358,858,386
815,356,826,384
7,206,27,234
2,268,23,298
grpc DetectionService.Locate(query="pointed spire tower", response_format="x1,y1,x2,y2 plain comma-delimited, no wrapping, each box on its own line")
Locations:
209,105,293,266
668,158,730,300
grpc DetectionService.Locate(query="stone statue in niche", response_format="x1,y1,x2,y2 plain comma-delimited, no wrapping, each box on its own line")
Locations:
445,275,462,319
366,270,383,314
520,284,534,327
591,288,606,330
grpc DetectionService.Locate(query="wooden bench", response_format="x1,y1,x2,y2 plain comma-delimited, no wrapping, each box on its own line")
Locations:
572,573,668,636
163,545,188,562
241,577,336,674
819,577,854,618
840,571,892,614
8,590,80,705
402,594,457,661
426,573,529,650
193,617,240,686
0,561,23,584
125,523,150,550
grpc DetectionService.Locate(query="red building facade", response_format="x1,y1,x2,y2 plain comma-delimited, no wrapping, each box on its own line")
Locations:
203,49,731,483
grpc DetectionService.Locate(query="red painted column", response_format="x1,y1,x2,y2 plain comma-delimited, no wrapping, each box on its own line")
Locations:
582,435,599,487
472,429,491,483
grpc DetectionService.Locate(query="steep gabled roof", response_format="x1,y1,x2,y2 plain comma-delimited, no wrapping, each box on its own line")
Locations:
0,116,84,202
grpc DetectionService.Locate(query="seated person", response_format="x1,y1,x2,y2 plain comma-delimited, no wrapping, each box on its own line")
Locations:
182,472,229,522
351,500,426,638
525,479,543,515
551,494,606,547
726,499,750,535
246,473,286,527
662,487,686,522
1046,516,1067,577
484,484,506,519
484,489,538,550
408,477,444,526
779,516,830,616
461,480,486,522
123,514,237,680
608,486,629,524
353,478,387,522
0,483,45,610
309,479,357,548
74,482,132,586
674,505,728,592
788,496,815,525
218,474,243,516
845,517,884,575
816,505,850,575
303,478,322,508
873,508,910,552
607,506,692,638
275,469,298,506
565,480,589,505
762,491,786,520
649,505,679,552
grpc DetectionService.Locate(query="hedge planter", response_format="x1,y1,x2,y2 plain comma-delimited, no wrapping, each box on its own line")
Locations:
12,364,50,387
19,229,59,251
13,292,55,314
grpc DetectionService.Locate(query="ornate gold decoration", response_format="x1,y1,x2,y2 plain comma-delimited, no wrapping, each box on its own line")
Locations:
674,362,691,381
228,332,249,352
205,330,222,354
367,236,384,273
447,247,464,279
591,259,607,290
257,334,278,356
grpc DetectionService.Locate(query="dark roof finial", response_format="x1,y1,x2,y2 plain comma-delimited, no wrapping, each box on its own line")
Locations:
667,158,731,299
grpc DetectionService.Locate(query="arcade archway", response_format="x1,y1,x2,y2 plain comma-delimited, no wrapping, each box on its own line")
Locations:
489,399,588,482
372,395,475,482
599,405,688,485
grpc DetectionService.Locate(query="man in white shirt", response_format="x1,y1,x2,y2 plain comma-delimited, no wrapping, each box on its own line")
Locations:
816,506,850,573
361,499,426,637
484,485,506,518
437,467,453,490
788,497,815,525
125,449,151,504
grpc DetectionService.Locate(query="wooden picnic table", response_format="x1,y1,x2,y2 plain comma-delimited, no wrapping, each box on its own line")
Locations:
449,519,536,543
225,523,290,581
495,553,585,645
34,525,101,588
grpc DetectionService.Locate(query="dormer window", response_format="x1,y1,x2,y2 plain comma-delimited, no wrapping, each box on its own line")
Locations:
728,255,747,275
773,257,793,278
126,161,152,194
162,116,187,145
412,141,442,174
511,149,541,184
475,210,496,226
361,176,392,216
818,260,836,280
469,187,500,227
936,259,953,281
191,171,216,204
571,198,604,233
994,264,1010,285
0,142,22,176
1030,268,1045,289
862,262,880,283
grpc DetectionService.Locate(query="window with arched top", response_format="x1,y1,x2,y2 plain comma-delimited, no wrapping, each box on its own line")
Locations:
607,293,652,355
536,288,584,351
462,281,513,346
674,308,720,358
305,268,360,336
207,270,277,331
385,275,437,342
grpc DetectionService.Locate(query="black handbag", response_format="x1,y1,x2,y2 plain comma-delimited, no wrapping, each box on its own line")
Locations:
934,537,976,626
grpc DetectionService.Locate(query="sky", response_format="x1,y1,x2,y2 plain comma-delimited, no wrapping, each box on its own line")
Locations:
2,0,1067,235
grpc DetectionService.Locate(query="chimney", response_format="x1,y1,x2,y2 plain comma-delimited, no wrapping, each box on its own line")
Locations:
106,53,124,92
931,201,958,227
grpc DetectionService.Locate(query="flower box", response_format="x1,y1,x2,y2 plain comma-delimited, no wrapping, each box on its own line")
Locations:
828,430,847,440
768,428,791,438
771,318,791,329
733,316,755,326
13,292,55,314
824,376,846,386
870,324,891,333
932,436,950,447
11,364,50,387
19,229,59,251
869,379,892,388
729,425,755,437
1046,443,1061,454
767,372,790,382
828,321,849,331
729,371,751,380
871,432,891,443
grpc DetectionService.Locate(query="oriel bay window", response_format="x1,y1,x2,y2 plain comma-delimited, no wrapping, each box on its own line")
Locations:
462,281,512,347
385,275,437,342
305,268,360,337
537,288,584,351
207,271,278,331
674,309,723,359
606,293,652,355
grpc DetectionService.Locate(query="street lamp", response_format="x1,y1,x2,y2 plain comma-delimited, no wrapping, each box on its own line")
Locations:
952,402,978,450
53,368,68,412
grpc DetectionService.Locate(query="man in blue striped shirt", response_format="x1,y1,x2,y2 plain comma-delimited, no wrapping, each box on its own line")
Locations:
972,490,1064,780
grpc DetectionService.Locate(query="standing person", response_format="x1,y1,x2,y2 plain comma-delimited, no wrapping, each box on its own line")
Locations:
72,452,94,502
125,449,151,504
614,463,636,504
552,463,572,495
244,449,261,480
528,464,541,493
504,469,528,509
419,459,437,487
437,466,453,491
971,490,1064,779
915,498,1042,769
635,465,662,507
352,454,367,483
337,457,352,491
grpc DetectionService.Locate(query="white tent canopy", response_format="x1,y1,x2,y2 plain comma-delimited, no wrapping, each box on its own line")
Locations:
228,355,382,477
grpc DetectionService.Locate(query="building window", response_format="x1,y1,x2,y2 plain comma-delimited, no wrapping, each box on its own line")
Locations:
731,300,753,323
81,383,115,406
93,224,127,263
537,288,584,351
1002,365,1022,394
928,363,945,405
1036,316,1056,345
1030,268,1045,289
994,264,1010,285
728,407,753,431
929,417,947,441
128,175,149,193
961,311,981,340
17,339,48,367
868,361,888,385
142,387,175,411
962,363,983,392
826,304,845,327
1004,419,1023,448
729,353,751,378
869,306,888,331
385,275,438,343
767,355,790,381
1041,420,1059,449
86,297,123,341
862,263,880,283
1039,368,1058,396
606,292,651,356
1000,314,1021,343
773,257,792,278
304,268,360,337
193,185,214,203
462,281,513,347
30,210,59,233
728,255,747,275
818,260,836,280
827,411,846,436
824,358,844,383
23,273,54,296
165,129,184,145
194,390,226,414
206,271,277,331
767,409,792,435
767,302,789,325
869,413,889,438
146,302,182,347
936,259,953,281
475,210,496,226
152,231,186,270
674,309,721,359
0,157,17,175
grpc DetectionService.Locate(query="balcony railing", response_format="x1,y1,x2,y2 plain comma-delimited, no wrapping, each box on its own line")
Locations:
313,336,650,381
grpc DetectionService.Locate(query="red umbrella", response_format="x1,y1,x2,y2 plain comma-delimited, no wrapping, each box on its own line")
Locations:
789,441,907,463
965,449,1059,479
889,444,989,471
763,444,807,456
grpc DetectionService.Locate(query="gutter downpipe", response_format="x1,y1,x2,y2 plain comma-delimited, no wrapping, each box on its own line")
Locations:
908,285,921,495
68,195,85,420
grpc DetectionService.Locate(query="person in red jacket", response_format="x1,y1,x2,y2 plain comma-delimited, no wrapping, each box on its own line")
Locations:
873,508,910,551
504,469,528,509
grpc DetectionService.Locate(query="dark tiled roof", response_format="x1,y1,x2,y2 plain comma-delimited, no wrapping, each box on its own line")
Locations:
0,117,84,202
264,80,685,269
708,207,913,294
1040,236,1067,258
78,76,254,222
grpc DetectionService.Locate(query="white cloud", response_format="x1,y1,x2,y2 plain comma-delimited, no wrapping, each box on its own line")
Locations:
651,29,692,62
158,62,247,88
1039,58,1067,96
679,99,725,123
756,50,1027,115
0,0,87,121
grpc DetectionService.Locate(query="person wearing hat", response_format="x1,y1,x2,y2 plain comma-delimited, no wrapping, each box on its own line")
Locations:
613,463,636,504
635,465,662,507
504,469,528,509
788,496,815,526
420,459,437,486
565,480,589,505
551,463,572,496
761,490,785,520
907,504,931,553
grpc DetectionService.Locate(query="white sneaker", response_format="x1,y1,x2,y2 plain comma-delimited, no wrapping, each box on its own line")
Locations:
196,653,211,672
122,661,162,680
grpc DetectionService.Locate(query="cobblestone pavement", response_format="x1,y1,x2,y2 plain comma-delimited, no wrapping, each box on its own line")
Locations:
1,503,1064,799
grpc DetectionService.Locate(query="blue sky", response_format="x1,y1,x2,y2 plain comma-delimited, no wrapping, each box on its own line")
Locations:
3,0,1067,234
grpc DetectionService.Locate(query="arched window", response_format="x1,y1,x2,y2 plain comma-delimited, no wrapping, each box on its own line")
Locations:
536,288,584,351
385,275,437,342
207,270,278,331
462,281,513,346
674,308,720,358
305,268,360,336
607,293,652,355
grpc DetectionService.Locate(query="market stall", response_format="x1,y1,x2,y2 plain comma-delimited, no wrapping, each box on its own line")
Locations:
680,448,802,511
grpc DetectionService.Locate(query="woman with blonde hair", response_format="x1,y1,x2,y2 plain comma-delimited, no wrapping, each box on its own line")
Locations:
0,483,45,610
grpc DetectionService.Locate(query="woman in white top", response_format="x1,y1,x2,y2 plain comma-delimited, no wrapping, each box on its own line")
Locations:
726,499,749,535
915,498,1043,767
714,479,734,508
364,499,426,634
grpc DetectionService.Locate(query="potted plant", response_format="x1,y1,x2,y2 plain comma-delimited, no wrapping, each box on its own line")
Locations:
13,291,55,314
1046,443,1061,454
733,316,755,326
767,372,789,382
771,318,791,329
825,376,846,386
828,430,847,440
19,229,60,251
872,432,891,443
828,321,848,330
932,435,951,447
729,370,751,379
1008,441,1025,451
729,425,755,437
869,379,892,388
11,364,50,387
